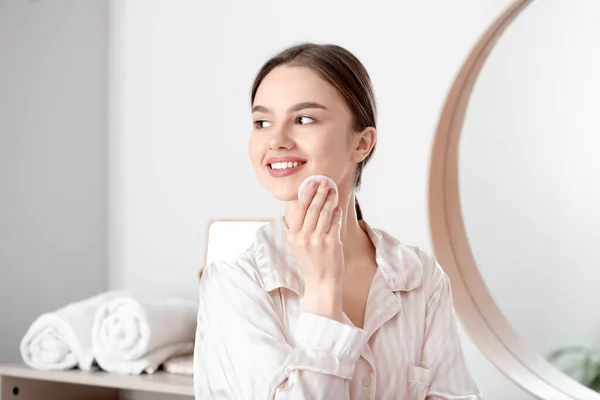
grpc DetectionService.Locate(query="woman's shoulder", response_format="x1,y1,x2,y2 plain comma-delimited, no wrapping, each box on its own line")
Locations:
368,224,448,294
400,243,448,290
201,242,262,286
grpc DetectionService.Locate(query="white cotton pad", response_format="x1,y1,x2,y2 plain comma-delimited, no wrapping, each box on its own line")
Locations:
297,175,339,206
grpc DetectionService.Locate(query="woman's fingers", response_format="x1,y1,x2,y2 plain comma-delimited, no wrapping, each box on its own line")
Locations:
286,178,345,286
316,188,337,234
302,180,332,232
287,181,317,232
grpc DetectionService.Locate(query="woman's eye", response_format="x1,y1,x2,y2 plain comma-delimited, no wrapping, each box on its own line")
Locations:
297,115,315,125
254,120,273,129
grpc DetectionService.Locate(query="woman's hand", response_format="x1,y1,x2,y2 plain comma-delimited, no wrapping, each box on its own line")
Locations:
286,179,344,321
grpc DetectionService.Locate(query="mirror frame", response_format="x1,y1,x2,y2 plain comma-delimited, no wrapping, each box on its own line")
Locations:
428,0,598,399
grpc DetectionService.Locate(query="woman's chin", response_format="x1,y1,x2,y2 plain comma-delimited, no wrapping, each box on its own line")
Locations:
269,189,298,202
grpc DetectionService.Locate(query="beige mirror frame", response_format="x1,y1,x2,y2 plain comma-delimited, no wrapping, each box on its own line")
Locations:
428,1,599,399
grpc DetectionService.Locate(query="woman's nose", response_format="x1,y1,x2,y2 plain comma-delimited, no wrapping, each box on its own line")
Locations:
268,128,294,150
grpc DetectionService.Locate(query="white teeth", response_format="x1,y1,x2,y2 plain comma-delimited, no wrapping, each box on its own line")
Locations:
271,161,304,170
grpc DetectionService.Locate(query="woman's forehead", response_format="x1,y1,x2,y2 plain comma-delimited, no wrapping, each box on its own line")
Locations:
254,66,345,111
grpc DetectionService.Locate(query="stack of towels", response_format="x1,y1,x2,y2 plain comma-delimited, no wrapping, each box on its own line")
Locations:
19,291,197,375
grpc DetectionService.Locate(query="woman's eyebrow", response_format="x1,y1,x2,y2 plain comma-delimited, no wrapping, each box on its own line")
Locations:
252,102,330,114
288,102,329,112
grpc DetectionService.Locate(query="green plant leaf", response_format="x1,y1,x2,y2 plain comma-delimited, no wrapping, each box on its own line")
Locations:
583,354,592,383
547,346,588,361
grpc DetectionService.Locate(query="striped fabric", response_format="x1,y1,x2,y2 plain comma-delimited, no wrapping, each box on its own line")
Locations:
194,217,482,399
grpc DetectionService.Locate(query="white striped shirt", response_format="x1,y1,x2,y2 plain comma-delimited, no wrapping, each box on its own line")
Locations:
194,217,482,399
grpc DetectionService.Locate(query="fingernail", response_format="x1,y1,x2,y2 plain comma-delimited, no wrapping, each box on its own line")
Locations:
320,180,328,188
309,181,317,189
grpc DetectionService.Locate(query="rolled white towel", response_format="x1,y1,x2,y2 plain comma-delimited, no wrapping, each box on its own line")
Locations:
20,291,124,371
92,295,198,374
162,354,194,376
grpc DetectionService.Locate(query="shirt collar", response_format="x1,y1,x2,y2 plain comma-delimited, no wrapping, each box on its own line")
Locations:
254,216,423,295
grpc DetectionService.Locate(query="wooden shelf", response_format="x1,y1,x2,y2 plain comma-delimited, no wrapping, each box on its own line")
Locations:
0,363,194,399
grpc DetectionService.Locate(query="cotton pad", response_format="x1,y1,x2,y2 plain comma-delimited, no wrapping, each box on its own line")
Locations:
297,175,339,207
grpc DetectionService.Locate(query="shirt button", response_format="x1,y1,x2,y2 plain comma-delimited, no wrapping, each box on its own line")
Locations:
363,376,372,387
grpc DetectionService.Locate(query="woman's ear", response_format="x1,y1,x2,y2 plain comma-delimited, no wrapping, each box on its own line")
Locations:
352,127,377,163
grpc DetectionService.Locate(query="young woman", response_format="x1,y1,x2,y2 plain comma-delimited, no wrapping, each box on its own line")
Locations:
194,43,482,400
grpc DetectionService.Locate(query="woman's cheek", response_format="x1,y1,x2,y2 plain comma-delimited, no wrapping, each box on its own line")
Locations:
247,137,263,166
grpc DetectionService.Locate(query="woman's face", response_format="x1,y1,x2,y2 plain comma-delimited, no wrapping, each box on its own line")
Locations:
248,65,359,202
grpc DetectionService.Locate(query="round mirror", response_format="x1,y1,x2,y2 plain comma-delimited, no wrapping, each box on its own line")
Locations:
429,0,600,399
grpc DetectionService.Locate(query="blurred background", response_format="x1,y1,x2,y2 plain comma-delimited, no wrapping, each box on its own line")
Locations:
2,1,598,399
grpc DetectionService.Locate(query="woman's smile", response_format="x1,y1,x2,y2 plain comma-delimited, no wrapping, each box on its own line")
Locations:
266,156,308,178
267,161,307,178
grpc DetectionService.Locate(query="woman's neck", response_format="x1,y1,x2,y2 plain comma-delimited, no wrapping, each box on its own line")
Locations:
339,195,373,266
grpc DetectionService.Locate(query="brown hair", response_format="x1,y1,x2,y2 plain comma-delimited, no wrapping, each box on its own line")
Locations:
250,42,377,220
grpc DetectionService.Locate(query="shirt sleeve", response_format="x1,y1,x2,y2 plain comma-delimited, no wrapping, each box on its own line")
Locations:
420,252,483,400
193,259,369,400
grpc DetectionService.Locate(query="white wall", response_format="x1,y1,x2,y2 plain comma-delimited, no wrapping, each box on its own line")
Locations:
460,0,600,372
108,0,547,398
0,0,109,362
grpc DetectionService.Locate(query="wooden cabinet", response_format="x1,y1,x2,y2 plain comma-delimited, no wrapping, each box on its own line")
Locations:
0,363,193,400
